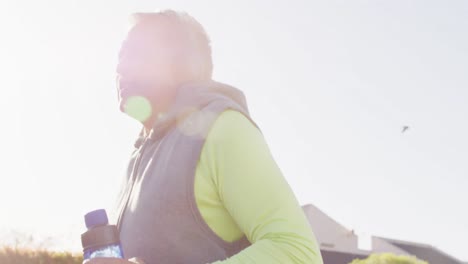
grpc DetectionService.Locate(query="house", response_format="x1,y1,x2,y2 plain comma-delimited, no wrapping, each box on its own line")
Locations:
374,237,465,264
302,204,465,264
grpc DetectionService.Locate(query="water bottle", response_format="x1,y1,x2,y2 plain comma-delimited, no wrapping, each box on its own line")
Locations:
81,209,124,262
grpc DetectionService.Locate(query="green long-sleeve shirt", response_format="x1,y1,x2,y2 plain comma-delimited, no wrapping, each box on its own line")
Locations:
194,110,323,263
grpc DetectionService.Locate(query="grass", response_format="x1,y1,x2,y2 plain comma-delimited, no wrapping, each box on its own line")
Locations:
0,246,83,264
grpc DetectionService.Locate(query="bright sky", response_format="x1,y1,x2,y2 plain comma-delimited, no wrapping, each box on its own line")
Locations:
0,0,467,261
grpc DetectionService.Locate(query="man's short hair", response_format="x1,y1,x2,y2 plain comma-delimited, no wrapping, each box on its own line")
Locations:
130,10,213,81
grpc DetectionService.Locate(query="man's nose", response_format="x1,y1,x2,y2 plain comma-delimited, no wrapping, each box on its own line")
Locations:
116,50,135,75
116,60,127,76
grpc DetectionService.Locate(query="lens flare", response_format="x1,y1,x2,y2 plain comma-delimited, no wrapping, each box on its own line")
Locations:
176,108,217,138
123,96,152,122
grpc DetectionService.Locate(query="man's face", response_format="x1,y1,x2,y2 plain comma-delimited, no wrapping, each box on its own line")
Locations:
116,21,180,115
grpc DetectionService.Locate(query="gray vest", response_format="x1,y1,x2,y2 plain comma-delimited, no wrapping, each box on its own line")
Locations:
116,81,255,264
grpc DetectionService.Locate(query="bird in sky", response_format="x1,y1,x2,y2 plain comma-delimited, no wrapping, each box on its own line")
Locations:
401,126,410,133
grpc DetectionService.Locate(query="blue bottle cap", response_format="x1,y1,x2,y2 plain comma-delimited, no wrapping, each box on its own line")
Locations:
85,209,109,229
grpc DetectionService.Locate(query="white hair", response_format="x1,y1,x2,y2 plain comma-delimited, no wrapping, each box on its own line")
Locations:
129,10,213,81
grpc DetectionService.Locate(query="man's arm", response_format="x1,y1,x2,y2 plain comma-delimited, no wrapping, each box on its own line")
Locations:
202,110,323,264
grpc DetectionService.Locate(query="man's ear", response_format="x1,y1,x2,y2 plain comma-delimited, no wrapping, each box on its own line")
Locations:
185,51,208,81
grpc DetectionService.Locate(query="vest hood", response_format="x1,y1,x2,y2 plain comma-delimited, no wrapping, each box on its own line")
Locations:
135,80,249,147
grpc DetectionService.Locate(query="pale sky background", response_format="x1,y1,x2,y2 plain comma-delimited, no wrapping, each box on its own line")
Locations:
0,0,467,261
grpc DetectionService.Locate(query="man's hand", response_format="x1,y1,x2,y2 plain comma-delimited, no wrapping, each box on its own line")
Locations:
84,257,145,264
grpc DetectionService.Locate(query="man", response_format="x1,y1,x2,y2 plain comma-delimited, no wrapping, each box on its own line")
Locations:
88,10,323,264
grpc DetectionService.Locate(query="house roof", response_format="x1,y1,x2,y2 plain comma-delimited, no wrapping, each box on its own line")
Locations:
302,204,352,233
320,249,368,264
378,237,464,264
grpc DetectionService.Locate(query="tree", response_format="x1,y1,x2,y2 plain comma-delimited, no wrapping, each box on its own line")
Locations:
349,253,428,264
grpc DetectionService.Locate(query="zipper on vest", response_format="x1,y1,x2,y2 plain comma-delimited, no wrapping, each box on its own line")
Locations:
116,135,152,231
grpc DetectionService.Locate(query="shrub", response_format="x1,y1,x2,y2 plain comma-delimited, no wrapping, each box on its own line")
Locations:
350,253,428,264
